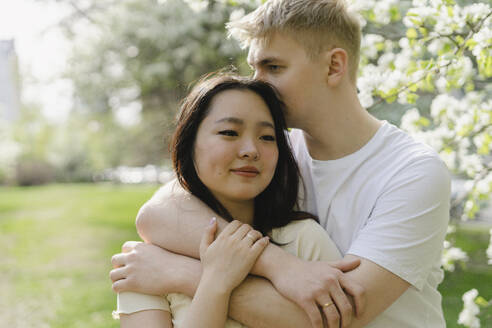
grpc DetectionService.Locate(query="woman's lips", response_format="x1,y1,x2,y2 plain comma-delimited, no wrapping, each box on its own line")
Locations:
231,166,259,177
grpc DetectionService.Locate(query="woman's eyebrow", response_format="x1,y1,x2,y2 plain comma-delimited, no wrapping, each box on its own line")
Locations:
258,121,274,129
215,117,274,129
215,117,243,124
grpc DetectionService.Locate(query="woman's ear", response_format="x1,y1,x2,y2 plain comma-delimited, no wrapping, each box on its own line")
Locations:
323,48,348,87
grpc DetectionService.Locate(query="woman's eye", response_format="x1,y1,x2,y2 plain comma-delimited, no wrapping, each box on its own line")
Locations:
218,130,238,137
260,135,276,141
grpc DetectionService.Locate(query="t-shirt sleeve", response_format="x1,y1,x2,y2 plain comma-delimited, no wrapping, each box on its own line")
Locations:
114,291,170,319
347,156,451,290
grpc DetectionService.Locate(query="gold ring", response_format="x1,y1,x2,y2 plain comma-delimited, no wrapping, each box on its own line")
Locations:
322,302,335,308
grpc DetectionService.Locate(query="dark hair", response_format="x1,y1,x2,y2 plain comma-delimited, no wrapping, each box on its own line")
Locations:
170,73,316,237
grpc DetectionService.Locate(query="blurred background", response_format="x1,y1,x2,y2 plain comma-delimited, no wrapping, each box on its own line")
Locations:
0,0,490,327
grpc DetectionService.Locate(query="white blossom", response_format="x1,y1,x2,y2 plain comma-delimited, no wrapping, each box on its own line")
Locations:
229,8,245,22
361,34,385,59
462,3,492,23
442,241,468,271
471,26,492,58
183,0,208,13
476,179,491,195
439,150,456,170
460,154,484,177
458,289,481,328
400,108,421,134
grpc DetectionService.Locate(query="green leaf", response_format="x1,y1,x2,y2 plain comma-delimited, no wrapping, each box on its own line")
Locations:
475,296,489,307
390,7,401,21
465,39,478,49
465,82,474,92
407,93,419,104
409,83,418,92
417,117,430,127
406,28,418,39
447,6,453,17
386,94,398,103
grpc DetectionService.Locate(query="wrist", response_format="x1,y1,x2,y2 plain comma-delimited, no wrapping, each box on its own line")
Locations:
174,256,202,297
199,271,234,296
252,243,302,282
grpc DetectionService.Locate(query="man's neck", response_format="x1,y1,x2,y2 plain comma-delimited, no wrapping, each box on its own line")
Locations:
300,97,382,161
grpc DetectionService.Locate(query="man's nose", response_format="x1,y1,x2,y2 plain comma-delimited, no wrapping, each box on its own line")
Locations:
253,69,264,81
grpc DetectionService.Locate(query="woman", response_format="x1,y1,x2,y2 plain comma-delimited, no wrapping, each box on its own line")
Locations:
113,73,341,327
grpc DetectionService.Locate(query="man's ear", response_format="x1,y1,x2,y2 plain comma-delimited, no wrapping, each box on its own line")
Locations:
324,48,348,87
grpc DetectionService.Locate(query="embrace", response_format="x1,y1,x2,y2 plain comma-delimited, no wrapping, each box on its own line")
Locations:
109,0,451,327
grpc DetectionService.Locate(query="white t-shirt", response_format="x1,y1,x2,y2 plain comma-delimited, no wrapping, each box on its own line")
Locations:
290,121,451,327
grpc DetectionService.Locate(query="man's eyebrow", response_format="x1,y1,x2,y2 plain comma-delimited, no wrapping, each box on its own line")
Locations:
248,57,282,67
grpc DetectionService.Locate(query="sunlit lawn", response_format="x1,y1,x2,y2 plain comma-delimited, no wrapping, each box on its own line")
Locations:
1,184,491,327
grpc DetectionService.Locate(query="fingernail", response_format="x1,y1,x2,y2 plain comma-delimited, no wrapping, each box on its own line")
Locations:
210,217,216,224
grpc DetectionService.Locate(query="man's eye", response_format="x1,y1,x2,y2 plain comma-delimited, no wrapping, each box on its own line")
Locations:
268,65,281,72
260,135,276,141
218,130,238,137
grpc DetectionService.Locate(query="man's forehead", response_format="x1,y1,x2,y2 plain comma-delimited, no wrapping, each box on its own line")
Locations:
247,38,277,65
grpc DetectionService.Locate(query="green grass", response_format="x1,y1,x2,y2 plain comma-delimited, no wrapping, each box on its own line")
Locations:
0,183,159,328
0,184,491,327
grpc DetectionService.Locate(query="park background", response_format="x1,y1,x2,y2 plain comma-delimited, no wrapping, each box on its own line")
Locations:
0,0,491,327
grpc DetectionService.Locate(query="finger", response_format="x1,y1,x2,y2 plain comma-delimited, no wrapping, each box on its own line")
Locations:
109,266,128,283
220,220,243,237
328,284,352,327
339,275,366,318
232,223,253,240
250,236,269,256
200,218,217,253
111,253,127,268
318,298,340,328
242,230,263,245
112,278,129,293
302,302,324,328
122,241,141,253
329,257,360,272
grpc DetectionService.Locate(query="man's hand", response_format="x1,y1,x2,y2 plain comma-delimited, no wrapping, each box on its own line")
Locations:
268,255,366,328
110,241,200,296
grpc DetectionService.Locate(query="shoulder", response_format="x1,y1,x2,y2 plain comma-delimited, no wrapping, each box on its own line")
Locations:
377,123,451,192
271,218,324,244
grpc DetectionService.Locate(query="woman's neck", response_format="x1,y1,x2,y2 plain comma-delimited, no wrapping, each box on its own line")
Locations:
216,196,255,225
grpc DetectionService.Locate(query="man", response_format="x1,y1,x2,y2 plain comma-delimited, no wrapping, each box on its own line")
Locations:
110,0,451,327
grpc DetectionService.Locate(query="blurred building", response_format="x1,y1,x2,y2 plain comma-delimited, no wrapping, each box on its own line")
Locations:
0,39,21,121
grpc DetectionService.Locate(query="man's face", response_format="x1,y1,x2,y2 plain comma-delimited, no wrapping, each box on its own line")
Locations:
247,32,328,128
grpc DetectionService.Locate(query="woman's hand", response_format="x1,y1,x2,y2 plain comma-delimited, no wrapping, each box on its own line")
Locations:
199,218,270,293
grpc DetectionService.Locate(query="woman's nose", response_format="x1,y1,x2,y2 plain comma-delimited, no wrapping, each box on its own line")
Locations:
238,139,259,160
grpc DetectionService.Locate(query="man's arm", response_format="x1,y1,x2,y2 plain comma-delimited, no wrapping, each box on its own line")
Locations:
136,180,364,328
111,241,407,328
111,241,313,328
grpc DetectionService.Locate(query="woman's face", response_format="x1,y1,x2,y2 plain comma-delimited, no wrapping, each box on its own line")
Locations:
193,89,279,205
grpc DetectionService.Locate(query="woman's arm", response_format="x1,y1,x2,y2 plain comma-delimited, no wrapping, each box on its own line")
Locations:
180,274,231,328
181,219,270,328
120,310,173,328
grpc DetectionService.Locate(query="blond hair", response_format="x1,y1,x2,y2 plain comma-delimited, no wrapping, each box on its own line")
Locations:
227,0,361,82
